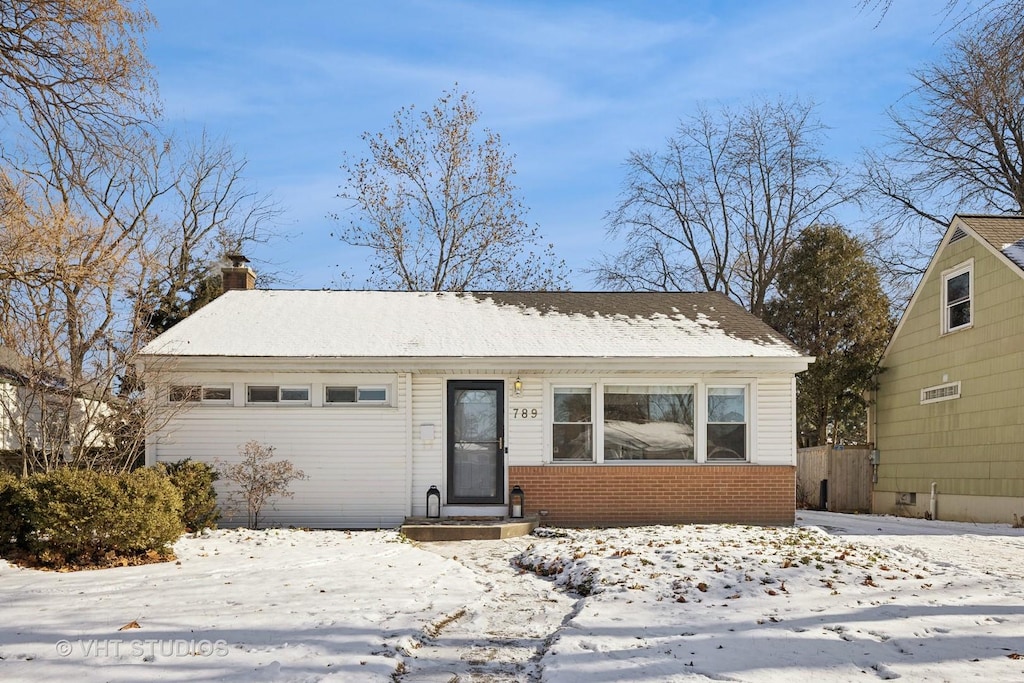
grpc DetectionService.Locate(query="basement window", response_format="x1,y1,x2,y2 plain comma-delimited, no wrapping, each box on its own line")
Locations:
921,381,961,404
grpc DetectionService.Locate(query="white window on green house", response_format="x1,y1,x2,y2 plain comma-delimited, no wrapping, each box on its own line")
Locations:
552,386,593,461
706,387,748,462
941,261,973,333
604,385,694,461
325,385,390,404
247,385,310,404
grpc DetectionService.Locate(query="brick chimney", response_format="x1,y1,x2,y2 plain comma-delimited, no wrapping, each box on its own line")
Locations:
222,253,256,292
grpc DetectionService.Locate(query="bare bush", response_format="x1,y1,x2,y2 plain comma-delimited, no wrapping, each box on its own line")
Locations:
218,441,306,530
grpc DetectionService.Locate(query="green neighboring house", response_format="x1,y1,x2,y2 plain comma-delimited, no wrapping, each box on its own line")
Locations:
871,214,1024,523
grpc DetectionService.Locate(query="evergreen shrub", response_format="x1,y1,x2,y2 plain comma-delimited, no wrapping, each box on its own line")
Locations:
24,468,183,567
158,459,220,532
0,471,30,553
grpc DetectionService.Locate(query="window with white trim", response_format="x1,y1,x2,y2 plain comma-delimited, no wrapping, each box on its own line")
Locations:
941,261,973,333
552,386,594,461
706,386,748,462
603,385,694,461
547,380,754,464
246,385,310,404
325,385,390,405
921,381,961,404
169,385,232,404
169,385,200,403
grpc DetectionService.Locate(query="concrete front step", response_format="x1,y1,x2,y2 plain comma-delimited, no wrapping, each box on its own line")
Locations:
400,516,539,541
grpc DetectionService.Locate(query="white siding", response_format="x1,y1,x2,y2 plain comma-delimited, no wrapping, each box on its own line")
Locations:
755,376,797,465
0,383,14,450
410,374,443,516
153,373,408,528
507,375,545,467
148,365,800,526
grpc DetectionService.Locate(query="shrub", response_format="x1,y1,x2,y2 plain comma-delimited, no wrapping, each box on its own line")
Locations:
158,459,220,532
23,468,184,567
0,471,31,554
115,468,186,554
219,441,306,529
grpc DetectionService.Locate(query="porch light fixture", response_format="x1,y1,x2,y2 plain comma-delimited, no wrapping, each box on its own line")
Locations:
509,485,525,519
513,377,523,396
426,485,441,519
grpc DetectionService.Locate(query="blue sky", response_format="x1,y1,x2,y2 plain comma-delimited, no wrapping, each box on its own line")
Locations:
146,0,953,289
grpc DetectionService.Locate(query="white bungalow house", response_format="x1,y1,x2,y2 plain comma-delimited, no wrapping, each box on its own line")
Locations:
137,276,812,528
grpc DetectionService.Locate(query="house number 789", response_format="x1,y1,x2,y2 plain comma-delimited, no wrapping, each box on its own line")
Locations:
512,408,539,419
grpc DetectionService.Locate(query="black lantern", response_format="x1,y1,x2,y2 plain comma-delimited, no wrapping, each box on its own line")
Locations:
509,485,525,519
426,485,441,519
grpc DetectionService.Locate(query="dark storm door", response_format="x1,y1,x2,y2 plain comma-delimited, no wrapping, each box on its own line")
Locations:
447,380,504,504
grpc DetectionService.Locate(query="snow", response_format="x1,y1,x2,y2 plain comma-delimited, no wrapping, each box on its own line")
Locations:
1002,239,1024,270
3,512,1024,681
138,290,803,360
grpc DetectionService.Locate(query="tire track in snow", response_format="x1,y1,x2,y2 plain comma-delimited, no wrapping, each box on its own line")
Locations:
394,537,579,682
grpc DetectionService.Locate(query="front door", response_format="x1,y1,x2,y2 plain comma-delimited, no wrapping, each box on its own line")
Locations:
447,380,504,504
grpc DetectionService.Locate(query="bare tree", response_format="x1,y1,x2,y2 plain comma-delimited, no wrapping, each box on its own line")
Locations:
0,146,159,472
137,132,281,334
863,18,1024,285
858,0,1024,37
333,86,567,291
0,3,281,473
0,0,156,176
595,97,848,316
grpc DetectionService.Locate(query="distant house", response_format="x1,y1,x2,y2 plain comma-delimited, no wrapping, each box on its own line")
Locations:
871,214,1024,522
138,270,812,528
0,346,111,473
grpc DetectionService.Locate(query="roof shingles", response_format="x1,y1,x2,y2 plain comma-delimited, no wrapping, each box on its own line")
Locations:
957,214,1024,270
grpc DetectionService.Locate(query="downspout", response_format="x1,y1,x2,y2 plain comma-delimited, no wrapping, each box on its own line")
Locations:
138,358,157,468
404,373,414,518
929,482,938,520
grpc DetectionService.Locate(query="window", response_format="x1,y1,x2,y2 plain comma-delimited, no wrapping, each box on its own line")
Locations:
170,385,232,404
358,387,388,402
941,262,973,333
325,385,389,404
202,386,232,402
169,385,201,403
247,385,310,404
552,387,593,461
706,387,747,461
326,386,356,403
604,385,694,461
921,381,960,404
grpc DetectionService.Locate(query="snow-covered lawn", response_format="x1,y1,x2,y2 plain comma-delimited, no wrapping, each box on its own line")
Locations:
2,512,1024,681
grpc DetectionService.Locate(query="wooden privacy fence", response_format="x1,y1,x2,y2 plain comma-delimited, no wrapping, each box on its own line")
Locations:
796,445,873,513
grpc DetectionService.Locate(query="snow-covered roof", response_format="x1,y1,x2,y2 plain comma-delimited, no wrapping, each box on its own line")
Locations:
139,290,805,360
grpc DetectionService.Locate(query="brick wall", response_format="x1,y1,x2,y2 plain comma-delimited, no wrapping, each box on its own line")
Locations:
509,465,795,527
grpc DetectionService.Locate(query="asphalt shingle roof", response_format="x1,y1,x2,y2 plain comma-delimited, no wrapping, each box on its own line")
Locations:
957,214,1024,270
